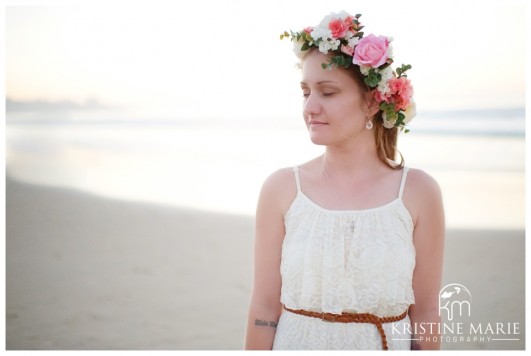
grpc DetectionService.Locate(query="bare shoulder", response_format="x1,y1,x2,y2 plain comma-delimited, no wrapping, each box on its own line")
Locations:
403,168,444,225
261,167,296,194
258,167,298,216
405,168,442,198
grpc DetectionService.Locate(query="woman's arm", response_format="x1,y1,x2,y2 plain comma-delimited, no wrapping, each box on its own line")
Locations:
405,170,445,350
244,169,294,350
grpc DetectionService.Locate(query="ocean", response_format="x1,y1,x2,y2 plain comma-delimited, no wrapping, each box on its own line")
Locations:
5,108,525,229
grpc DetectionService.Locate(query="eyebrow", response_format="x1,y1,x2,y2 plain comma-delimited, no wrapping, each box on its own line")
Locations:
300,80,339,86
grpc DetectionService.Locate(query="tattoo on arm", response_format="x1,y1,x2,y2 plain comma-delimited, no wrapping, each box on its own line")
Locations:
254,319,278,328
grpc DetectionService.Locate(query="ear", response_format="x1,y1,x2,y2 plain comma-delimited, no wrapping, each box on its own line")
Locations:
364,91,380,118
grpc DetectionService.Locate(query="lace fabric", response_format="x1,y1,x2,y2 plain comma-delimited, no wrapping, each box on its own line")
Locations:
272,166,416,350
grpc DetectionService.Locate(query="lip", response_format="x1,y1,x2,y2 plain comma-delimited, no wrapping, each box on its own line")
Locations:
309,121,328,126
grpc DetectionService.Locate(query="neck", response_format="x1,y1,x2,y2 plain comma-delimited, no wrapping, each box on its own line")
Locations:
322,137,382,176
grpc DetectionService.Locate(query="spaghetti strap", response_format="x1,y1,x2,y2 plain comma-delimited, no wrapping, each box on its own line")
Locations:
398,167,409,199
292,166,302,192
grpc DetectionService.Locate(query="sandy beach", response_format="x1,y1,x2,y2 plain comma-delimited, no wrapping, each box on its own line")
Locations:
6,178,525,350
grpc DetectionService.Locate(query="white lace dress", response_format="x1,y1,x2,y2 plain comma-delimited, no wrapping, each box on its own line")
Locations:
272,166,416,350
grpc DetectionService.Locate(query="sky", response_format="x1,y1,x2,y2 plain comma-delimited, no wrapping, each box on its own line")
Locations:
5,0,527,121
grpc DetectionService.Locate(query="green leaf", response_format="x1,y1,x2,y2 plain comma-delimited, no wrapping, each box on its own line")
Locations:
364,76,376,87
342,56,351,68
301,42,309,51
396,64,412,77
364,69,381,88
396,112,406,127
379,102,398,122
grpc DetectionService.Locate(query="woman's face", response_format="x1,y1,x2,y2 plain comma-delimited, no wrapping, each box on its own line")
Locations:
300,51,371,147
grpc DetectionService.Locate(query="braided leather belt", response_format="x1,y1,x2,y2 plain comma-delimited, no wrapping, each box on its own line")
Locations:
283,304,408,350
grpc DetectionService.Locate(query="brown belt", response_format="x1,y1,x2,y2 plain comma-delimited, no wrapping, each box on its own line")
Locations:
283,305,408,350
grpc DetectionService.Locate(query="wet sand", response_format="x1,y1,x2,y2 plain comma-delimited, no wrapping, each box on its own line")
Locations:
6,178,525,350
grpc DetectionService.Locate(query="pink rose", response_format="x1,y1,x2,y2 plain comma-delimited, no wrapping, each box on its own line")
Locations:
353,34,389,68
389,77,413,97
388,77,413,110
341,44,355,56
329,19,349,39
303,26,313,34
344,16,360,34
393,95,410,111
344,16,353,30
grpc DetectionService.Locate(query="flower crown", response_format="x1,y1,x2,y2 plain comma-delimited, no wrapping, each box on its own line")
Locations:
281,11,416,131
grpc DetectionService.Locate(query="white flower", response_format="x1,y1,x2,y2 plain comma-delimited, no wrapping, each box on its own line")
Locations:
335,10,351,19
312,11,350,42
377,67,394,94
316,11,348,29
310,26,331,42
318,39,340,54
378,82,390,95
318,41,330,54
317,14,334,28
403,101,416,124
359,65,371,76
386,41,394,59
382,112,396,128
344,31,354,40
347,37,359,48
380,66,394,80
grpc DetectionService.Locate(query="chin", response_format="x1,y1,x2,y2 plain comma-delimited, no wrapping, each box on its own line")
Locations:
308,133,331,146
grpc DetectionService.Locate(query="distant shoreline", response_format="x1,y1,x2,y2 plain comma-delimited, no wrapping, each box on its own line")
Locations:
5,105,526,137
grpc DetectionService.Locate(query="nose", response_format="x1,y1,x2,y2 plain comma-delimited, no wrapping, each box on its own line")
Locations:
303,92,321,118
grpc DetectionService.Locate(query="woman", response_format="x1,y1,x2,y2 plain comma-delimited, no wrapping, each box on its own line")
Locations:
245,11,444,350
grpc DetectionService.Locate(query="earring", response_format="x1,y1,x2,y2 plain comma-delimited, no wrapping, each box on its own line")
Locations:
366,120,373,130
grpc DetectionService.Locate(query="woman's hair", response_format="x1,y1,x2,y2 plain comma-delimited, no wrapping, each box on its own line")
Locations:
302,48,404,170
344,63,404,170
